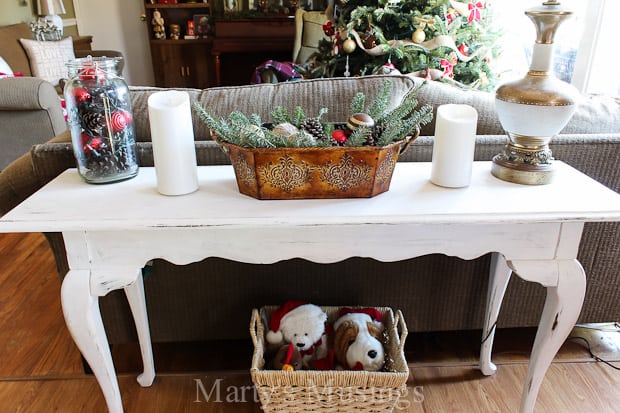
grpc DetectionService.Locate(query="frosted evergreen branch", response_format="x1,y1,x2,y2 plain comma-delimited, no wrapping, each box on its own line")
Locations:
345,126,371,147
271,106,290,124
292,106,306,127
367,80,393,121
351,92,365,115
249,114,262,127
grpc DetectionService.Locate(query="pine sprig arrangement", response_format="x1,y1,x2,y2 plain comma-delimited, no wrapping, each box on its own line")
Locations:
193,80,433,148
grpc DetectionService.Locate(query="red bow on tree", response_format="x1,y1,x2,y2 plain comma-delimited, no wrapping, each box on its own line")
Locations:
440,58,455,78
322,21,335,36
468,1,484,24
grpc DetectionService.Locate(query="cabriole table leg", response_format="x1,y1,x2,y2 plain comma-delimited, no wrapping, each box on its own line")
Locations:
61,269,124,413
124,271,155,387
480,252,512,376
510,259,586,413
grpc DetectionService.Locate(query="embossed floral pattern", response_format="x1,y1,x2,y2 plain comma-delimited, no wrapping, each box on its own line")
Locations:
233,156,257,187
319,153,372,191
258,154,311,191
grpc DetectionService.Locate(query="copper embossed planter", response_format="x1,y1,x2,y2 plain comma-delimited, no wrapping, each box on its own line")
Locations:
218,130,418,200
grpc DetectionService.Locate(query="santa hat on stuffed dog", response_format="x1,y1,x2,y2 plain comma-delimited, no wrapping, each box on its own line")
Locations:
338,307,383,323
267,301,326,345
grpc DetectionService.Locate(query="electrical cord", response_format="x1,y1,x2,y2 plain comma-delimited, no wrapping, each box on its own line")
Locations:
567,336,620,371
574,322,620,333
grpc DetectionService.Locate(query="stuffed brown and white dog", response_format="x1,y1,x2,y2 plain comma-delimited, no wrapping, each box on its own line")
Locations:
333,308,385,371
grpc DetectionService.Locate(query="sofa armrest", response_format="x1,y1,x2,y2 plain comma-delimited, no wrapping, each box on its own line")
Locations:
0,77,62,111
0,131,72,216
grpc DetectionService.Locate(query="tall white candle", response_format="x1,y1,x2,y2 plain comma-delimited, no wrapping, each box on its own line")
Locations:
430,104,478,188
147,91,198,196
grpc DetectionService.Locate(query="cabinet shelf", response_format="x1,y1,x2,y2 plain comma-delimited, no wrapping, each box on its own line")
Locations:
145,3,210,9
150,38,213,45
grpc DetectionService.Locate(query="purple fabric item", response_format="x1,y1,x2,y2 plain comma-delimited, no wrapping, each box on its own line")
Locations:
251,60,302,84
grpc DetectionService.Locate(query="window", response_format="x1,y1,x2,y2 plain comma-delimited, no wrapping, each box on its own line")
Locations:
492,0,618,96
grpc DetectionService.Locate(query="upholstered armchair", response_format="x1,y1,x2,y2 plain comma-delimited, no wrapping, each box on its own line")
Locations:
257,9,329,83
292,9,329,65
0,22,124,170
0,77,67,171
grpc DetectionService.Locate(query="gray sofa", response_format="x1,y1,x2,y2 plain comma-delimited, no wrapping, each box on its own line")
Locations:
1,75,618,344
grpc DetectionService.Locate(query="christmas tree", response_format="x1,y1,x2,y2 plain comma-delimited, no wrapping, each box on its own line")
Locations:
302,0,500,91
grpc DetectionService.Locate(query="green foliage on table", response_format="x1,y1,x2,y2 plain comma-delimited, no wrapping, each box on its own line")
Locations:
193,80,433,148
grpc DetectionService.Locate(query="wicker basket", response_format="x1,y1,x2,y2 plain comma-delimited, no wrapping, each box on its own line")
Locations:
250,306,409,412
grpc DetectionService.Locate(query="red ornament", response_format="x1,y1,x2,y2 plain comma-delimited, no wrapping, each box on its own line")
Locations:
446,9,457,24
82,133,102,154
122,110,133,125
458,43,469,56
79,67,106,81
72,87,91,104
332,129,348,144
111,110,130,132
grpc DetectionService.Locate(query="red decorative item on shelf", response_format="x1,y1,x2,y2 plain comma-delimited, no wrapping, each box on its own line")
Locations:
158,0,178,4
187,20,195,36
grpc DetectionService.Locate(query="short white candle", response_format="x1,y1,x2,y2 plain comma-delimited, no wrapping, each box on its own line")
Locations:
147,91,199,196
430,104,478,188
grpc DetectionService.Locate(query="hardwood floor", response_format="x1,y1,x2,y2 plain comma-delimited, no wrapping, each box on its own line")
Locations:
0,232,619,412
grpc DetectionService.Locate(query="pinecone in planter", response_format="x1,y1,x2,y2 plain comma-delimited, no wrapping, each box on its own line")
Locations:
301,117,327,141
369,122,386,146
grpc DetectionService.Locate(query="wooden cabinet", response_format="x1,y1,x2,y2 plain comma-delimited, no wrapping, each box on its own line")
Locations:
72,35,93,51
150,40,213,88
144,2,214,88
144,2,296,87
212,17,295,85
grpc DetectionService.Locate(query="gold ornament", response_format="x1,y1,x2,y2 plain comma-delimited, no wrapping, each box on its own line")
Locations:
411,16,435,44
412,28,426,44
342,38,357,54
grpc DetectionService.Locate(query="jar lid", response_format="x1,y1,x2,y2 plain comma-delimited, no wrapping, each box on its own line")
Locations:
66,56,123,77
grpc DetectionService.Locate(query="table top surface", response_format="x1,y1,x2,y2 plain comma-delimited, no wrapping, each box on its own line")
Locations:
1,161,619,233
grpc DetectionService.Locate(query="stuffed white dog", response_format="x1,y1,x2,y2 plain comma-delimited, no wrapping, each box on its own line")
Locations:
266,301,329,365
333,309,385,371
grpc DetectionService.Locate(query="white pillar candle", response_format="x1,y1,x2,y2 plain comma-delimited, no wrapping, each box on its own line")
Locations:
430,104,478,188
147,91,198,196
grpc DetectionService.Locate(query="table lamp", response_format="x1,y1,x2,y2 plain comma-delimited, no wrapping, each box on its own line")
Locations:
492,1,580,185
37,0,67,37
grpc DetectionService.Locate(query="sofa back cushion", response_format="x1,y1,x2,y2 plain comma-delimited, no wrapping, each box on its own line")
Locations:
130,75,417,141
412,77,620,136
0,23,33,76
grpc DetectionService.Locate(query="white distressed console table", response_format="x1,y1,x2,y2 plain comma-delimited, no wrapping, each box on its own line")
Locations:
1,161,620,413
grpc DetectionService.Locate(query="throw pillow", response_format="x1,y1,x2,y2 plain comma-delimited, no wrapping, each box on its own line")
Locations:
18,37,75,86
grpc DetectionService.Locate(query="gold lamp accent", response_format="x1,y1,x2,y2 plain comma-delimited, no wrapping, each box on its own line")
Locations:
491,0,580,185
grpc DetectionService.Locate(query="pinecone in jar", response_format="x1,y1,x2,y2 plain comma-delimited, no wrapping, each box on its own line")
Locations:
81,111,105,134
113,144,132,171
301,117,327,141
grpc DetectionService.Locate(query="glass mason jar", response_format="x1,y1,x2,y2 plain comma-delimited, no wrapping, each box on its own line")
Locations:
64,56,139,184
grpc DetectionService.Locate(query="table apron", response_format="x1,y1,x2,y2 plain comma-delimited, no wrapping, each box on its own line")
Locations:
64,222,579,272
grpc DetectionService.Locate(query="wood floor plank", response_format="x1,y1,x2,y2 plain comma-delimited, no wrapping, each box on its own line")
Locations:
0,232,619,412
